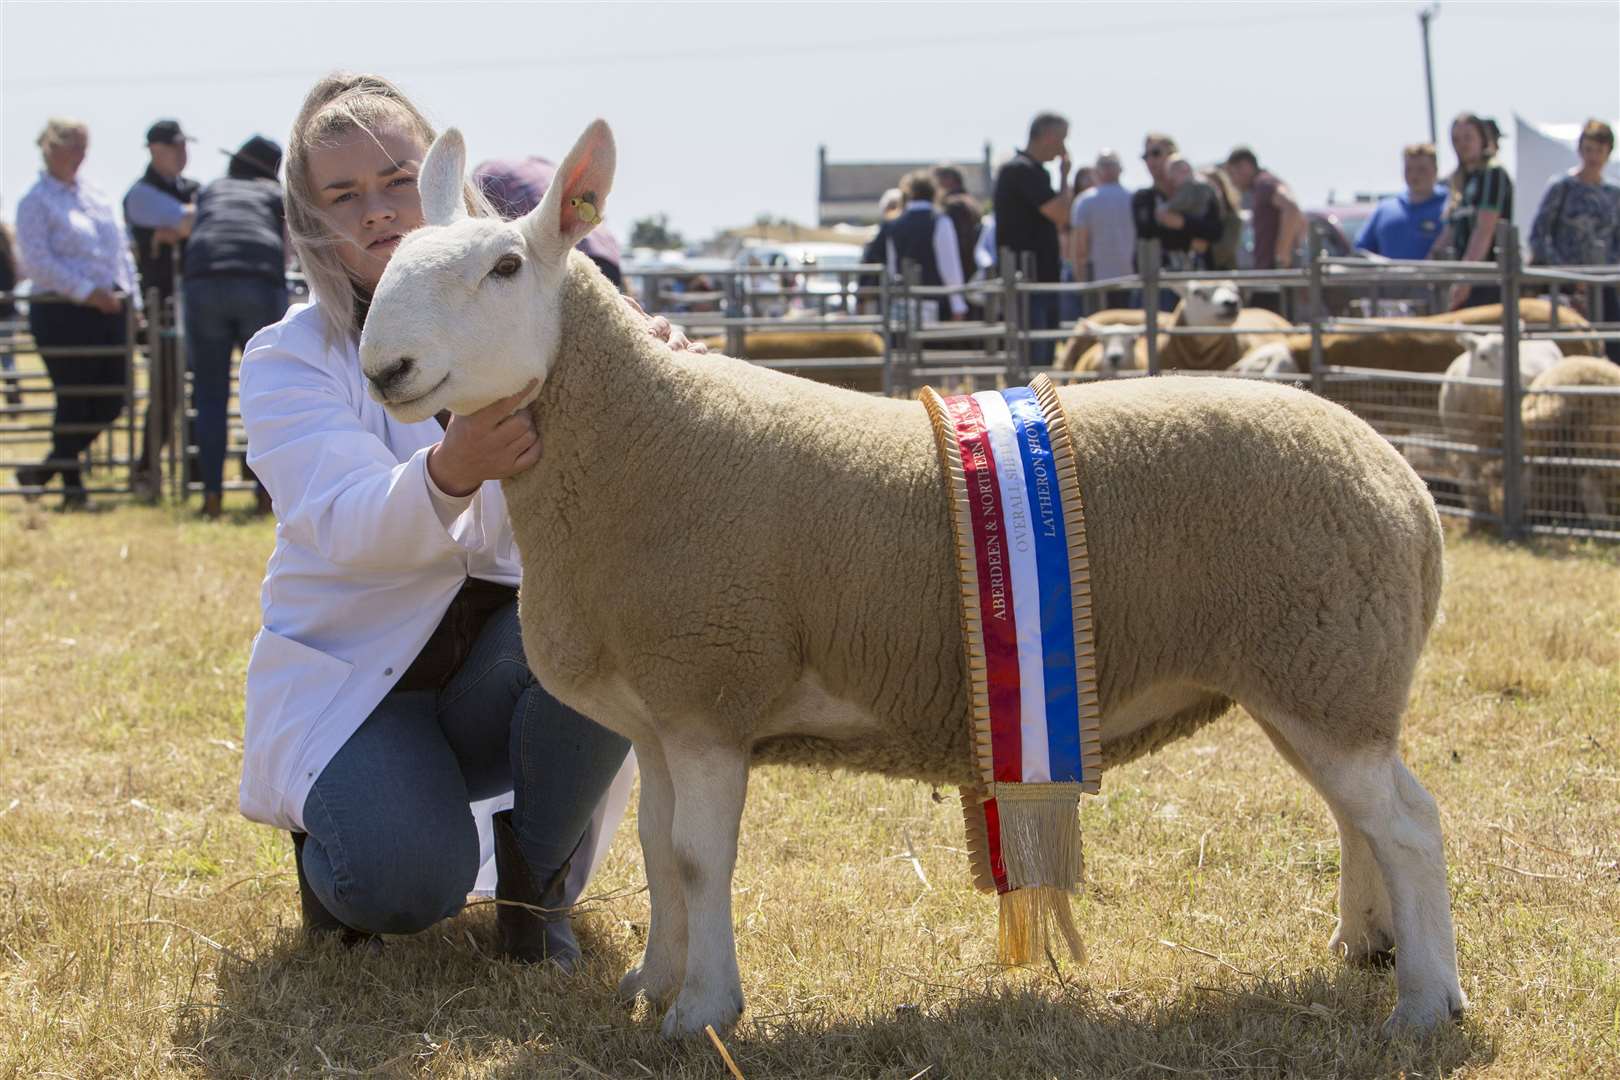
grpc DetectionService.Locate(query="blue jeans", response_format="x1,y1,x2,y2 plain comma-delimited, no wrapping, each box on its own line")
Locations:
298,603,631,935
183,276,288,495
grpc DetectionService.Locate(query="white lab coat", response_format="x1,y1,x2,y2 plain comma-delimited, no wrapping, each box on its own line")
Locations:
238,300,634,896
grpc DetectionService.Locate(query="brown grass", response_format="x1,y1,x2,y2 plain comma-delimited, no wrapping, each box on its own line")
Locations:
1,504,1616,1078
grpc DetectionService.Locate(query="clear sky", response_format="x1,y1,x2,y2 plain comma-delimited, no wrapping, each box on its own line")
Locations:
4,1,1617,243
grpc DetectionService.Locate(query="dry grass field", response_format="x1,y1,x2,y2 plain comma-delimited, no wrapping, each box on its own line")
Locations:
1,503,1616,1079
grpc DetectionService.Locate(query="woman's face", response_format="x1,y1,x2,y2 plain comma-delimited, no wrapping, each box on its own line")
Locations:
305,122,428,291
1451,120,1484,168
45,134,87,182
1578,136,1612,172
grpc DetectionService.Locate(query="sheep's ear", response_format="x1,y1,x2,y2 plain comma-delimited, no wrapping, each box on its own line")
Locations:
420,129,469,228
1461,332,1488,353
523,119,615,261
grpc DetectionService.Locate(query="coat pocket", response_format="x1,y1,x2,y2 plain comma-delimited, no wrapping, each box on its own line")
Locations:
243,628,355,804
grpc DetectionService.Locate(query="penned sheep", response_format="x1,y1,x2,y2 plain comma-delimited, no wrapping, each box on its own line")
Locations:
1256,300,1600,375
1066,284,1293,375
1438,333,1561,517
359,120,1465,1040
1522,356,1620,523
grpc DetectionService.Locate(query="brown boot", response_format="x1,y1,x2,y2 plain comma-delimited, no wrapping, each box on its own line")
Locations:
492,810,581,971
201,493,223,519
291,832,382,951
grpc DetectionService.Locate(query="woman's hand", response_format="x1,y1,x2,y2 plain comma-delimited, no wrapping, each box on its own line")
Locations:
623,295,708,354
1448,283,1472,311
85,288,122,315
427,380,541,497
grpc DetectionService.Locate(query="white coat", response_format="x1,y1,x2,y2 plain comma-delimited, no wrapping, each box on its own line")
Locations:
238,300,633,896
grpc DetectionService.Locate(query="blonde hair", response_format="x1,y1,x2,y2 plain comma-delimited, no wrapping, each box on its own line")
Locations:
285,73,492,346
1403,142,1438,163
36,117,88,156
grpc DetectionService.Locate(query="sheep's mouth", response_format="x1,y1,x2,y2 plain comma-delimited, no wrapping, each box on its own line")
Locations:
382,373,449,408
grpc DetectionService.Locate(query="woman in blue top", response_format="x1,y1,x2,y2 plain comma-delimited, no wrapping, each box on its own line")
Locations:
1529,119,1620,362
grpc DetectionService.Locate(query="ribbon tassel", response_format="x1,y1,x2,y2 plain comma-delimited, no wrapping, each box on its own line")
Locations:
925,374,1103,967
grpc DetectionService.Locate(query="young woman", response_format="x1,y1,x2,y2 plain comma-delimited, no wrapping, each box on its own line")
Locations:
1431,112,1514,310
238,73,686,968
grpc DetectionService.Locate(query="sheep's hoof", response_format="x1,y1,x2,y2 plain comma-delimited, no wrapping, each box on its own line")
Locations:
659,986,744,1039
1381,989,1467,1039
618,962,681,1011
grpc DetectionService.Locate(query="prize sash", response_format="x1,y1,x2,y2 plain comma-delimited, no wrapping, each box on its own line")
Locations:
921,374,1103,965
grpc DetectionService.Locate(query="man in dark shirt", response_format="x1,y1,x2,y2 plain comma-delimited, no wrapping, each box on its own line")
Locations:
182,135,288,517
993,112,1074,363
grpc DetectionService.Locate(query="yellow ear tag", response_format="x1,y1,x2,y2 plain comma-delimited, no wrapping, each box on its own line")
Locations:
570,195,599,224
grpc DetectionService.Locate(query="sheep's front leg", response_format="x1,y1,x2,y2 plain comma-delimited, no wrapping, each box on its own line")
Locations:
618,738,687,1010
657,737,749,1038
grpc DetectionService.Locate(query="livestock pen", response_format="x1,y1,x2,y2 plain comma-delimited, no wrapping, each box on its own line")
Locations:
4,224,1618,541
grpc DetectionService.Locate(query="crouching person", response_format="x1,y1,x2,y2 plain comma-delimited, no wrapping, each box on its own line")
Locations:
237,73,665,968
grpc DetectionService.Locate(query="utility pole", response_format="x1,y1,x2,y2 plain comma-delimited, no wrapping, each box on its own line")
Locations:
1419,4,1440,145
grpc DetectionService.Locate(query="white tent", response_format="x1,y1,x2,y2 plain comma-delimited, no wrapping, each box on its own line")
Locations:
1513,114,1620,240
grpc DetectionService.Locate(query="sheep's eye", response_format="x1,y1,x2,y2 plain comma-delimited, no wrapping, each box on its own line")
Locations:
491,254,523,278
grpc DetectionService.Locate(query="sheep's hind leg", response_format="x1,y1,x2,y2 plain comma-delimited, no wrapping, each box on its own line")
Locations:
618,738,687,1011
657,737,749,1038
1253,716,1395,967
1258,712,1465,1036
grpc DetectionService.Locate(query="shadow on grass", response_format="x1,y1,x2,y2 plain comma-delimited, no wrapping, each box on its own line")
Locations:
177,909,1492,1080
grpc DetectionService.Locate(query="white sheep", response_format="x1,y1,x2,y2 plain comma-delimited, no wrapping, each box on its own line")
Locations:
358,120,1465,1040
1438,332,1562,518
1229,340,1301,379
1521,356,1620,524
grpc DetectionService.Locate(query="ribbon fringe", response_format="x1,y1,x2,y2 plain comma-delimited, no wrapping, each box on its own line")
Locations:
997,885,1086,966
926,375,1101,968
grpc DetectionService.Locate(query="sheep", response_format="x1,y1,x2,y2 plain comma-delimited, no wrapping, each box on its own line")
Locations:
358,120,1465,1040
1521,356,1620,524
696,329,887,394
1067,284,1293,376
1255,300,1600,376
1065,320,1148,378
1228,340,1301,380
1055,307,1145,371
1437,332,1563,518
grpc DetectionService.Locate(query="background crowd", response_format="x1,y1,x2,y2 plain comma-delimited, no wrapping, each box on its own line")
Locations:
865,111,1619,365
4,107,1618,510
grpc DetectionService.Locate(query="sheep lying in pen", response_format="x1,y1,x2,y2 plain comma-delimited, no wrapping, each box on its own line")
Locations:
358,120,1465,1040
1437,333,1562,518
1060,283,1292,375
1522,356,1620,524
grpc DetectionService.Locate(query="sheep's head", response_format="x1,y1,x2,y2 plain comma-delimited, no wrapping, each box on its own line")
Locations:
1174,280,1243,326
1078,319,1143,375
1458,332,1505,378
359,120,615,421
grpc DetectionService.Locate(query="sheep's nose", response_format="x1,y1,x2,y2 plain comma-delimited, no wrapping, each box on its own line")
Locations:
370,356,415,393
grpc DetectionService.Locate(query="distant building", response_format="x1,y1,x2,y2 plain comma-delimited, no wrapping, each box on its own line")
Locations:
816,144,994,226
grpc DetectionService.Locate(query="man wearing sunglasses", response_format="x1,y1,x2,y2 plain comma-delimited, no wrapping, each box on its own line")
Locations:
1130,133,1223,304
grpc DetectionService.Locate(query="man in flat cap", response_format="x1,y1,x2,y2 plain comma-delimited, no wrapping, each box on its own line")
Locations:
125,119,200,496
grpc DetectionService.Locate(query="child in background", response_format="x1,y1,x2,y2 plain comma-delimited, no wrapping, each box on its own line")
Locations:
1166,156,1219,266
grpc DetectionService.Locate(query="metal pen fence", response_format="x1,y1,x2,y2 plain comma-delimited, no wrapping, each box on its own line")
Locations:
4,223,1617,539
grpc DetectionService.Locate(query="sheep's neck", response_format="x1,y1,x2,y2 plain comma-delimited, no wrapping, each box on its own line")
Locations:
518,257,690,542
